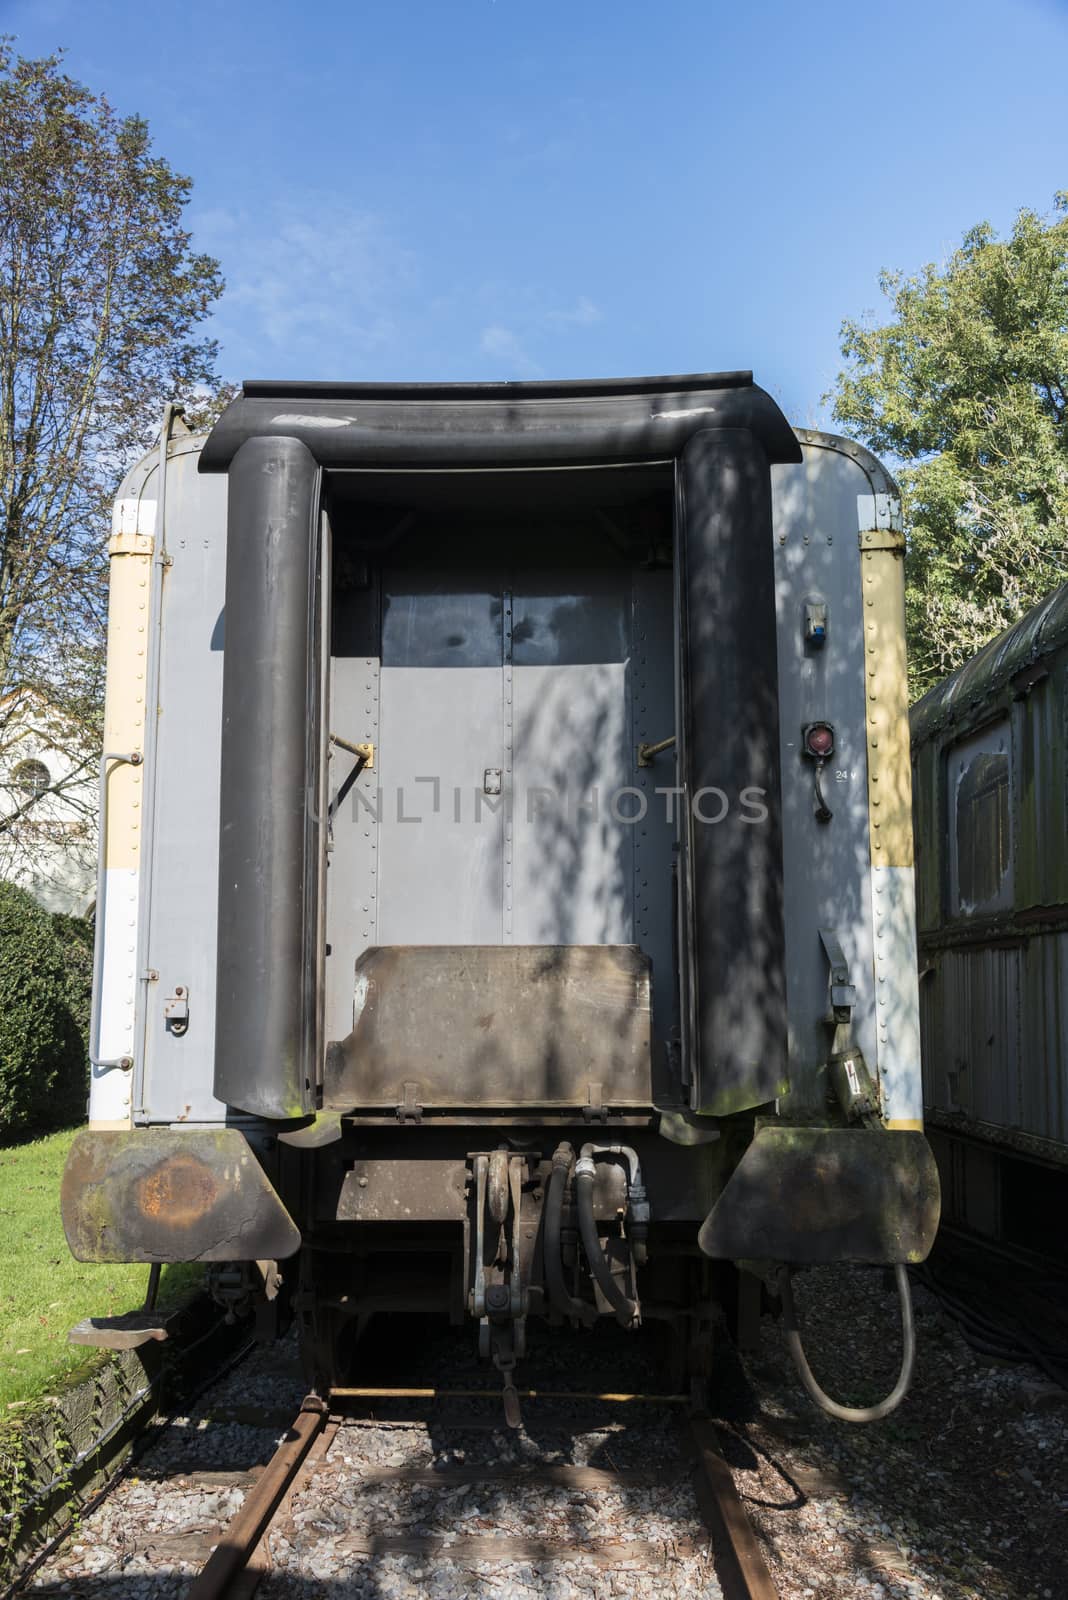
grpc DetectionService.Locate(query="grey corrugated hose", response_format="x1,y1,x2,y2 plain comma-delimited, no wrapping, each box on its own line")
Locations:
778,1262,916,1423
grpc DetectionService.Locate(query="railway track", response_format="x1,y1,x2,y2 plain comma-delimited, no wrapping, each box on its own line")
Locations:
184,1386,780,1600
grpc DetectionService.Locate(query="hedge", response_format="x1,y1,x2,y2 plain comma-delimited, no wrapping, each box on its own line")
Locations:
0,885,91,1137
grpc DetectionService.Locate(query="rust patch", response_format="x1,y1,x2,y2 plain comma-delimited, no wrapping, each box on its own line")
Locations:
135,1152,220,1228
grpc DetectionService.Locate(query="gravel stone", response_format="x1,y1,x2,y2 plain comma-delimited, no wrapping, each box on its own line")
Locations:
18,1272,1065,1598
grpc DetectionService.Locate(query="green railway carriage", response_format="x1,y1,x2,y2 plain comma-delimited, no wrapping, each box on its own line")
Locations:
911,579,1068,1263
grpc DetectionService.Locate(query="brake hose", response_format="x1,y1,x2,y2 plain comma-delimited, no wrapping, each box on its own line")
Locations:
777,1261,915,1423
574,1151,640,1329
545,1145,596,1327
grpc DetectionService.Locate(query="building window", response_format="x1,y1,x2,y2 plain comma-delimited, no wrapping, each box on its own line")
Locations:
948,722,1012,917
11,758,51,801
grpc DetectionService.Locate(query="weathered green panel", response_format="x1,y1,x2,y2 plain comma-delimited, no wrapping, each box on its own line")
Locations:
697,1125,940,1264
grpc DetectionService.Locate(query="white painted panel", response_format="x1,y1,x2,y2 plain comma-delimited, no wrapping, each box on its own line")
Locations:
91,865,139,1122
872,863,923,1123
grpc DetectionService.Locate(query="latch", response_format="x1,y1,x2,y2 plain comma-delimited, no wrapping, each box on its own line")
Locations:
582,1081,608,1123
818,929,855,1024
395,1081,423,1124
164,985,189,1036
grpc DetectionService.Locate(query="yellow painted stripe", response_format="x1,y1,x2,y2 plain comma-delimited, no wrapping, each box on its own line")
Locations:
102,509,153,871
885,1118,924,1132
860,529,914,869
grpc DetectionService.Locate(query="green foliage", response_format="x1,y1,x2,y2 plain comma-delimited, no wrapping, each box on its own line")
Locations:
0,1125,202,1410
0,884,86,1135
829,195,1068,698
0,40,225,732
49,911,93,1127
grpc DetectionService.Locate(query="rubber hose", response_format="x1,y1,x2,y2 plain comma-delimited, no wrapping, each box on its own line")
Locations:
575,1171,639,1329
778,1262,915,1423
545,1154,596,1327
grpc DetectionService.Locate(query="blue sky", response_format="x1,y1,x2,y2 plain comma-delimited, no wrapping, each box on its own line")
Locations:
3,0,1067,423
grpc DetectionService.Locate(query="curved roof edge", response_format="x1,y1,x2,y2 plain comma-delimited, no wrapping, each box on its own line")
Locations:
910,579,1068,747
791,427,900,500
242,370,755,401
199,373,801,472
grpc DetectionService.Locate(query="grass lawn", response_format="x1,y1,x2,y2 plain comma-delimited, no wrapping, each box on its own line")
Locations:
0,1127,202,1410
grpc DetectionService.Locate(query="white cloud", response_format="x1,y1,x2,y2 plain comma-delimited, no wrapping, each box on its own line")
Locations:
192,201,417,371
544,296,601,328
479,324,543,378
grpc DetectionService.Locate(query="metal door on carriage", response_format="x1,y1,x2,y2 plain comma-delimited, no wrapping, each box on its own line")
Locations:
372,564,639,949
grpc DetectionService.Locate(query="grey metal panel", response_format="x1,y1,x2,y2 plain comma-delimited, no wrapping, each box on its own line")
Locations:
139,446,228,1124
1020,931,1068,1145
376,663,504,945
326,944,652,1110
512,574,629,666
511,661,632,946
770,441,878,1115
382,579,503,669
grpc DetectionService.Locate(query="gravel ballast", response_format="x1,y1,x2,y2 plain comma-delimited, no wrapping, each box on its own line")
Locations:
16,1268,1066,1599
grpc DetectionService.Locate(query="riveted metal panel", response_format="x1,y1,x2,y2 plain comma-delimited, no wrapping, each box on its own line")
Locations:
376,661,505,944
138,445,229,1123
770,438,878,1116
512,660,632,945
92,450,159,1124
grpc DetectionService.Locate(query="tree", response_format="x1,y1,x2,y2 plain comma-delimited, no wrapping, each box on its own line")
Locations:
0,882,87,1135
829,195,1068,699
0,42,225,876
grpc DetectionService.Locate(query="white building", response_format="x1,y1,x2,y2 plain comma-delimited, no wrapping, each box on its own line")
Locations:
0,690,97,916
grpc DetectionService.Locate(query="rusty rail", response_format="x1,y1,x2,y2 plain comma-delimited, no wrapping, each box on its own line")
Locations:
329,1385,690,1403
184,1399,326,1600
691,1417,781,1600
186,1391,780,1600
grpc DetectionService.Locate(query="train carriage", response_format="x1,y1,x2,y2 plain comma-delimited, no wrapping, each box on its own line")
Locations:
911,578,1068,1266
61,373,939,1421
